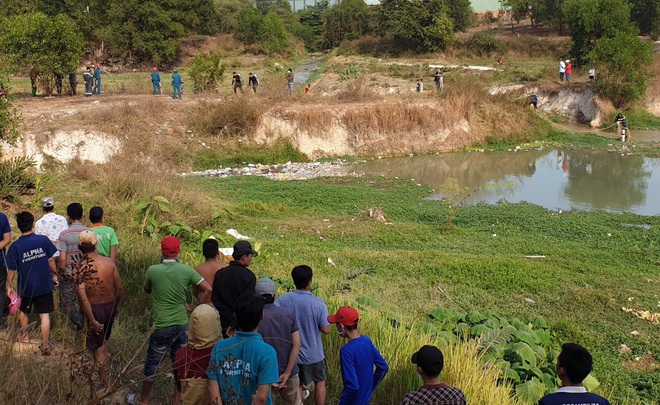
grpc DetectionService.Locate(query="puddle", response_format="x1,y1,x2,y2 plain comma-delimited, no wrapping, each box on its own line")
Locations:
347,149,660,216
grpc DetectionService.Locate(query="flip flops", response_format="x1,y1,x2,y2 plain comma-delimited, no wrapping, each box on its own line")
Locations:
40,341,54,356
125,393,147,405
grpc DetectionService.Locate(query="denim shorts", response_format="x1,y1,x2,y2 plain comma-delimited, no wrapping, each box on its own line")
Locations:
144,324,188,380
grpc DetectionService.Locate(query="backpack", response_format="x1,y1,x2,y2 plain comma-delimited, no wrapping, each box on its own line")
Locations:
253,74,259,85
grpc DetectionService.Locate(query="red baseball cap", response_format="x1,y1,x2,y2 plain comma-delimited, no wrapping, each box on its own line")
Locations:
161,236,181,257
328,306,359,326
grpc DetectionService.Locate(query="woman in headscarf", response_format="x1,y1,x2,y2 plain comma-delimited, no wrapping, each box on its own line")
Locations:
173,304,222,404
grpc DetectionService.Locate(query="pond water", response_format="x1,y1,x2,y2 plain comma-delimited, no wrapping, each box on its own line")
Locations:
347,149,660,216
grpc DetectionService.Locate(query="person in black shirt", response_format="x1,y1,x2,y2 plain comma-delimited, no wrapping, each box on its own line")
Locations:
232,72,244,95
212,241,257,337
248,73,259,93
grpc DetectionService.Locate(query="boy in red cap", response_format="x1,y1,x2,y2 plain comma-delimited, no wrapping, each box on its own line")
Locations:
126,236,212,405
328,306,388,405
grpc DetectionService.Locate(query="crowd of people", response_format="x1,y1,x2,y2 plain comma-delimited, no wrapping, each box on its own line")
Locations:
0,199,611,405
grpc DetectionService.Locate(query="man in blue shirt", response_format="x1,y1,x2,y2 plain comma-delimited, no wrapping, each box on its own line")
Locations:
207,292,279,405
0,211,12,329
151,67,161,95
5,211,58,355
538,343,611,405
93,64,102,96
172,69,183,100
328,306,388,405
275,265,331,404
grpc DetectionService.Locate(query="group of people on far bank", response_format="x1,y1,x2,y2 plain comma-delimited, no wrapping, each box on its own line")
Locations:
1,201,611,405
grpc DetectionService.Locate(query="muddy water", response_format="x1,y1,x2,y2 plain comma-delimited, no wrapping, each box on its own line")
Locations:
347,149,660,216
294,56,324,84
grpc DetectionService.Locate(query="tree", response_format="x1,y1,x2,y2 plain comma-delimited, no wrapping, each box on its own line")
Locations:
189,53,226,93
295,0,329,50
260,12,290,53
630,0,660,38
0,73,20,146
236,6,264,44
322,0,370,47
588,33,652,106
97,0,186,65
215,0,253,33
445,0,473,31
0,12,84,95
529,0,566,34
563,0,636,62
379,0,454,52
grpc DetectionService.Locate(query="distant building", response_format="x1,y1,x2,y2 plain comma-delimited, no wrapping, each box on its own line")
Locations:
470,0,500,12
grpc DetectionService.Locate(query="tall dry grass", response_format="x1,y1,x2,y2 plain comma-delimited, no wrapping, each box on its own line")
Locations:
322,305,523,405
189,98,262,138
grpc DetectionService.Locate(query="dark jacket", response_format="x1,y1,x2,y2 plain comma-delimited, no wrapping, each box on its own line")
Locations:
212,261,256,335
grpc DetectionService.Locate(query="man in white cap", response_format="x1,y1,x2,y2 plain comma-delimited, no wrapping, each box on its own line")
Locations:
35,196,68,256
256,277,302,405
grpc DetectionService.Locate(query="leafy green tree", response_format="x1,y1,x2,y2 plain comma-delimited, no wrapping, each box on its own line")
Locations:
0,73,20,147
236,6,263,44
215,0,253,33
260,12,290,53
630,0,660,38
563,0,636,61
588,33,652,106
499,0,531,26
0,12,84,95
379,0,454,52
322,0,370,47
529,0,566,34
97,0,185,65
295,0,329,50
445,0,473,31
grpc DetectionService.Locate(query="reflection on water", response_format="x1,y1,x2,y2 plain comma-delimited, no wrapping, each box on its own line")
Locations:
347,149,660,216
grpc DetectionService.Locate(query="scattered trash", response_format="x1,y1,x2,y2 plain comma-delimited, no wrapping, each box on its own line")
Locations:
328,258,336,266
368,208,387,222
525,298,535,303
523,255,546,258
622,307,660,324
628,297,635,301
619,344,632,355
492,234,497,237
182,162,356,181
226,229,252,240
631,330,640,336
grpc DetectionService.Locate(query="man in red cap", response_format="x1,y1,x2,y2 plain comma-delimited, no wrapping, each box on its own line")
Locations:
327,306,388,405
399,345,465,404
126,236,212,405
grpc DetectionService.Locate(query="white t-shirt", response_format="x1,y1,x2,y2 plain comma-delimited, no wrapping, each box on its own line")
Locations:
559,61,566,73
35,212,68,256
589,68,595,77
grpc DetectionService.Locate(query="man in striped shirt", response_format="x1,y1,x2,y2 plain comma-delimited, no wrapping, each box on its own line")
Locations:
399,345,466,405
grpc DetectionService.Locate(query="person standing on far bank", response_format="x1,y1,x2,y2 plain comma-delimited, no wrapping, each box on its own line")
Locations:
172,69,183,100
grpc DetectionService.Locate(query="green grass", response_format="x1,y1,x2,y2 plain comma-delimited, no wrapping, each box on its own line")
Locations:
623,107,660,130
191,139,309,170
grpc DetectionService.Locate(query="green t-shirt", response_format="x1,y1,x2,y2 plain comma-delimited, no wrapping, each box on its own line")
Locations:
91,224,119,258
144,260,204,329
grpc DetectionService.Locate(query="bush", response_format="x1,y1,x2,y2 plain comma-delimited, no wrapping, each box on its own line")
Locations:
189,98,262,138
467,29,500,56
189,53,226,93
0,157,36,201
339,64,363,81
588,33,653,106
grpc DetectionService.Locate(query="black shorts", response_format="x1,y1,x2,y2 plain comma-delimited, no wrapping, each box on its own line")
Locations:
20,291,53,314
299,359,327,386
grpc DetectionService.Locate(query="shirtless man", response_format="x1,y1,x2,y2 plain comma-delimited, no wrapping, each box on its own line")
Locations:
194,238,227,304
74,230,123,389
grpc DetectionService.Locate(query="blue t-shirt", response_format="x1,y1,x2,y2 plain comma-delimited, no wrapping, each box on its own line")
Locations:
539,387,611,405
6,233,57,297
206,331,279,405
339,335,389,405
0,212,11,266
275,290,329,365
151,71,161,83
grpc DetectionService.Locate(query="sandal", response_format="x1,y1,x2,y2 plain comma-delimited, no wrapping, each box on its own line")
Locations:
125,393,147,405
40,341,53,356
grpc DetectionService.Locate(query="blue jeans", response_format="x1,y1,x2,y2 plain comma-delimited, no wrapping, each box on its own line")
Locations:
144,324,188,380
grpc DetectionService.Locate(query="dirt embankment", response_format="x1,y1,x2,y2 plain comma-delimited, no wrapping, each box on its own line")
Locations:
0,80,629,168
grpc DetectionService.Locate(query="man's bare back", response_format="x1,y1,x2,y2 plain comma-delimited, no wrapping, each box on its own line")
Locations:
194,259,227,303
75,252,122,305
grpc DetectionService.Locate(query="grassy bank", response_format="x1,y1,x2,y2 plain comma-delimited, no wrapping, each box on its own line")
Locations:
2,161,659,403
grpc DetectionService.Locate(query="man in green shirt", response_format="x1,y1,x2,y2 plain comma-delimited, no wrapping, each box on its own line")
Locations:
126,236,211,405
89,206,119,262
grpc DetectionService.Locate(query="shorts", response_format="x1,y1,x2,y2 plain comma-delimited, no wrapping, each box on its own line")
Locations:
86,300,119,350
273,374,302,405
20,291,53,314
144,324,188,380
298,359,326,386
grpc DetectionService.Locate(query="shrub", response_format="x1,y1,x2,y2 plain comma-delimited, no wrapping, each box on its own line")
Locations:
467,29,500,57
189,98,262,138
189,52,226,93
0,157,36,201
339,64,363,81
